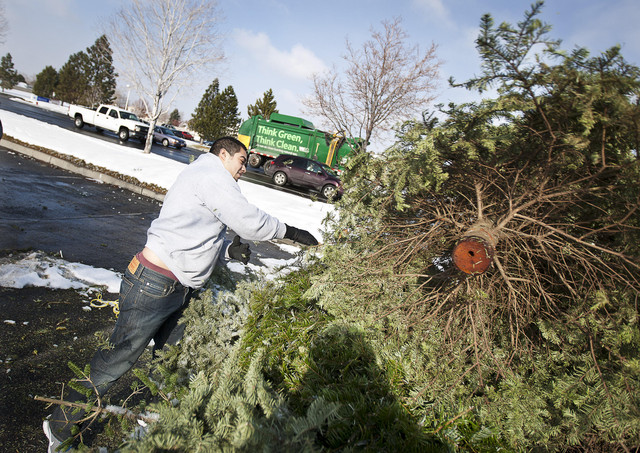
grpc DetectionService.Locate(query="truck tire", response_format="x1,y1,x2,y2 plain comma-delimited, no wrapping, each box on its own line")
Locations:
162,138,170,147
118,128,130,141
322,184,338,200
273,171,288,187
248,153,264,168
74,115,84,129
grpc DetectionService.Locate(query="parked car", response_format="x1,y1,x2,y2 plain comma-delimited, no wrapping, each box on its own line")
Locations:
264,154,343,200
153,126,186,149
173,130,194,141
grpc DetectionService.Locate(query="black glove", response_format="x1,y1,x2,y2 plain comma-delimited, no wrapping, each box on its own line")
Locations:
284,224,319,246
228,235,251,264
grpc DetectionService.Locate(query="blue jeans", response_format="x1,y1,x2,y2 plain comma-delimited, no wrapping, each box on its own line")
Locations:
83,256,192,397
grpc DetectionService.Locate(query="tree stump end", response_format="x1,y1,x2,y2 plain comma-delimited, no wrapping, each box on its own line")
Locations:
452,236,494,275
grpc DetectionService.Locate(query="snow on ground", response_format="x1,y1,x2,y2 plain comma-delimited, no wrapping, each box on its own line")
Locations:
0,92,333,293
0,251,121,293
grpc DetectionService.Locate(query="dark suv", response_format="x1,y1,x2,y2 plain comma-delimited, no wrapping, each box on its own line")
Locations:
264,154,343,200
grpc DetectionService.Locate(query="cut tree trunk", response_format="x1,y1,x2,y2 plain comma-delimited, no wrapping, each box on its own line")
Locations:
452,221,497,275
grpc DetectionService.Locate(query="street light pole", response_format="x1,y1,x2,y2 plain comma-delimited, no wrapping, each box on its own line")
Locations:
125,84,131,110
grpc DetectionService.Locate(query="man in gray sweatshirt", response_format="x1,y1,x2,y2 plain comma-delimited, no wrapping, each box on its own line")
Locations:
44,136,318,451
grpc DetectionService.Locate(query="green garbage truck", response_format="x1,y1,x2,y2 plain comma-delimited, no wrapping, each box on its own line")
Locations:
237,113,359,173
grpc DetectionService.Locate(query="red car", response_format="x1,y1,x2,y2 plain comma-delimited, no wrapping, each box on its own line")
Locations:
264,154,343,200
174,130,194,141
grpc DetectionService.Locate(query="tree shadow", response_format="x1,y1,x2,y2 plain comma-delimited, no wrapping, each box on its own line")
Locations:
297,323,443,452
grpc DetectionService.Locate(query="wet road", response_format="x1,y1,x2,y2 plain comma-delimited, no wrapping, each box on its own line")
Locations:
0,146,161,271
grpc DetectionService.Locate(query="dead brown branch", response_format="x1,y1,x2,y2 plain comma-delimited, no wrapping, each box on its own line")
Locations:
35,395,158,424
514,213,640,272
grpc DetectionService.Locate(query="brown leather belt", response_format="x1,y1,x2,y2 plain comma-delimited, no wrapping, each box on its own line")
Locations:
130,252,179,282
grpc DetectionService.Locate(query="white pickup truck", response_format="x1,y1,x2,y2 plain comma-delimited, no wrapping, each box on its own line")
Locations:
68,104,149,142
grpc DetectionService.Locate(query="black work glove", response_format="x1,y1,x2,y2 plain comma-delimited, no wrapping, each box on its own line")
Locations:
228,235,251,264
284,224,319,246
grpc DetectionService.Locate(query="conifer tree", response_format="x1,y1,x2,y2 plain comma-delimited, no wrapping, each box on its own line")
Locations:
84,35,117,106
217,86,241,134
309,1,640,449
33,65,59,98
191,78,241,141
247,88,278,119
0,53,20,91
56,51,90,105
191,78,220,142
54,36,117,106
169,108,181,125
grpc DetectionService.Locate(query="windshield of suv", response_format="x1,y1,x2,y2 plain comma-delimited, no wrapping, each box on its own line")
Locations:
120,111,141,121
321,164,339,177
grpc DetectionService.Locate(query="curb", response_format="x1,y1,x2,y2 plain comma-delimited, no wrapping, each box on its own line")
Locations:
0,137,166,202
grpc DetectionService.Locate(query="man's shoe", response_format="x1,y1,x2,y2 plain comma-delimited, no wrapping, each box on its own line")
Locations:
45,388,87,450
43,418,67,453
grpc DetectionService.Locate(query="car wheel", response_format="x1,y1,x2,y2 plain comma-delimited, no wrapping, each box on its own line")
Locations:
248,153,264,168
74,116,84,129
273,171,288,187
322,184,338,200
118,128,129,141
162,138,170,147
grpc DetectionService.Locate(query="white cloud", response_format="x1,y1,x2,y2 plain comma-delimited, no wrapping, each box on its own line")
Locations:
234,29,328,80
412,0,451,24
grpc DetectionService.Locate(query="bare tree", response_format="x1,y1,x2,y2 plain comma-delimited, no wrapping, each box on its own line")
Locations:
304,18,440,153
128,98,147,118
107,0,224,153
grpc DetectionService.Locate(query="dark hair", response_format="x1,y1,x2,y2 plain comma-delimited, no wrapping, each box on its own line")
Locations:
209,136,247,156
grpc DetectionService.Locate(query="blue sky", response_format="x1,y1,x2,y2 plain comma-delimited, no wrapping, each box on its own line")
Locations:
2,0,639,142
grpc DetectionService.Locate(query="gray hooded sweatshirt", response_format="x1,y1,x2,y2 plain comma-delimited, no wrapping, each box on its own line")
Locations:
145,153,287,288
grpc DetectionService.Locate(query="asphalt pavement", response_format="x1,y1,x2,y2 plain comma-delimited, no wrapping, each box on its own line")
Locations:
0,145,161,271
